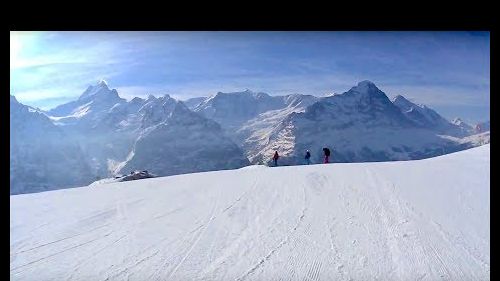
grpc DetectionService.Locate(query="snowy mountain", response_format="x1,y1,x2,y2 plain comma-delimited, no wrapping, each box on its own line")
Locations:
11,80,487,193
451,117,475,136
10,144,490,280
192,91,318,159
193,90,318,133
475,120,490,133
44,83,141,178
246,81,479,165
116,100,250,176
235,94,319,160
11,82,250,194
184,96,207,110
41,83,249,183
10,95,93,194
392,95,467,136
48,80,126,128
191,82,482,165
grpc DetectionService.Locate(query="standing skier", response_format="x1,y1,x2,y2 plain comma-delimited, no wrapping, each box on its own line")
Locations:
272,151,279,166
323,147,331,163
305,150,311,165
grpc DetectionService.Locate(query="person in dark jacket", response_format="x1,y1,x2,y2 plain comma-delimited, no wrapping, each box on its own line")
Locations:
323,147,331,163
272,151,279,166
305,150,311,165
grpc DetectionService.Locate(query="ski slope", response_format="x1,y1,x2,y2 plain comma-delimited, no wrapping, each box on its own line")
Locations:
10,145,490,280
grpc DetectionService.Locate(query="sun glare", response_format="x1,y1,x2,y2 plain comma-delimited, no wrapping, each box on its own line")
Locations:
10,32,22,69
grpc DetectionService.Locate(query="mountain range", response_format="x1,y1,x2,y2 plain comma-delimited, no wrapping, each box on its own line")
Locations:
10,80,489,194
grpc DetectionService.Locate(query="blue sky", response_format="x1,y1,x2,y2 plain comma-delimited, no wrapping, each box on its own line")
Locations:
10,31,489,123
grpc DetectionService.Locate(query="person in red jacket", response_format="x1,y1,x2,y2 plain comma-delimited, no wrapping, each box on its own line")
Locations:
323,147,331,163
272,151,279,166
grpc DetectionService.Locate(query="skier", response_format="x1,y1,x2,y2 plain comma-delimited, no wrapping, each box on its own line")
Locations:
323,147,331,163
272,151,279,166
305,150,311,165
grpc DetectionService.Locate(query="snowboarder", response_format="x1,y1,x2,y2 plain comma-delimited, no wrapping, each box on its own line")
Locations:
273,151,279,166
323,147,331,163
305,150,311,165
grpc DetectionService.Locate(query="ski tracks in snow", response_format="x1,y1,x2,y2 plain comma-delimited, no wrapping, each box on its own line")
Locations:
10,151,490,280
164,194,221,280
235,177,308,281
150,175,260,281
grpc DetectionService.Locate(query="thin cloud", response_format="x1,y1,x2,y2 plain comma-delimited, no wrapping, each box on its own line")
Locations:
10,31,489,123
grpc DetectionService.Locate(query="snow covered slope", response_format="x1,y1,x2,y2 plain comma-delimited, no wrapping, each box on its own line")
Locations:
10,144,490,280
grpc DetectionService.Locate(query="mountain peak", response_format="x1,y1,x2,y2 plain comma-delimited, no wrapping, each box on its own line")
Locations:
79,80,114,101
10,95,18,104
92,79,110,92
211,90,270,100
341,80,389,102
451,118,474,132
172,100,189,113
393,95,414,107
322,92,337,97
131,97,144,102
165,101,197,122
97,79,108,87
350,80,381,95
393,94,408,102
358,80,376,87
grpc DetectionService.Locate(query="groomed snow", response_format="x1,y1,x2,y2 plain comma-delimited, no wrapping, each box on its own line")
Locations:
10,145,490,280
